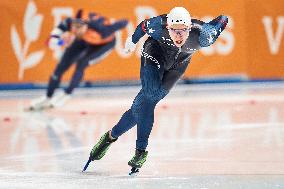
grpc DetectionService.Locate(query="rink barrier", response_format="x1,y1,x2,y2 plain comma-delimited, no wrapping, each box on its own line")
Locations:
0,0,284,83
0,78,283,90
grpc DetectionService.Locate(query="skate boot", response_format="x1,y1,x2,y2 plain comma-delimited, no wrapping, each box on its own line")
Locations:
27,96,52,111
50,91,71,108
128,149,148,176
82,131,117,172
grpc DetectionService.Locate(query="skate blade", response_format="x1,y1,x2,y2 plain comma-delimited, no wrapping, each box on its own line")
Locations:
24,106,36,112
24,106,43,112
24,105,53,112
129,167,139,176
82,158,92,172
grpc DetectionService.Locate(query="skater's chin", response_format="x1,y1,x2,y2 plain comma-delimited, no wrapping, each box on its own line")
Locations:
174,40,185,47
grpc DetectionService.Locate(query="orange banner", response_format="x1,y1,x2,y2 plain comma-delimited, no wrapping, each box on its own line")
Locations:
0,0,283,83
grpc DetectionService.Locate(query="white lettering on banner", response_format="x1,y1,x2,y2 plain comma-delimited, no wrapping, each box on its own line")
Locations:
10,0,45,80
200,16,234,56
51,8,73,27
262,16,284,55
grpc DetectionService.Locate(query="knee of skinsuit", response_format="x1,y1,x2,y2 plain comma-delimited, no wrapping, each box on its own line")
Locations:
51,74,60,81
131,87,169,114
142,87,169,103
76,60,89,72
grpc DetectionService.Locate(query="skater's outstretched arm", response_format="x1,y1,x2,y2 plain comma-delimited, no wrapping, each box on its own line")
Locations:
49,17,73,38
91,19,128,38
199,15,228,47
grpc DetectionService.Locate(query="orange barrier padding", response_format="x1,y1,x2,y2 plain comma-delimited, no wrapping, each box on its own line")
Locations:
0,0,283,83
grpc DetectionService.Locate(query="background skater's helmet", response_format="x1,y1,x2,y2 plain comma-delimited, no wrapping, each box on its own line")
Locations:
167,7,192,27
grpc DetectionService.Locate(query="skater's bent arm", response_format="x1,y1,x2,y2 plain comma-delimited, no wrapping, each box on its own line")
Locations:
131,21,147,44
132,15,164,44
57,18,73,32
50,17,72,38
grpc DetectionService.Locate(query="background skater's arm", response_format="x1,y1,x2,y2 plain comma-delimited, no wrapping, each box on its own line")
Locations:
88,18,128,38
102,19,128,37
48,18,73,49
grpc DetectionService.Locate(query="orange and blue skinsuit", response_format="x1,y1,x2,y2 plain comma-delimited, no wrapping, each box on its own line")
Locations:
47,11,128,97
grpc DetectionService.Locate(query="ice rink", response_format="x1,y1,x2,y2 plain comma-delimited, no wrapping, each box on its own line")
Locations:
0,82,284,189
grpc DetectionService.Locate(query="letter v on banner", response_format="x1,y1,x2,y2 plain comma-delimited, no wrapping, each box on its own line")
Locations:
262,16,284,55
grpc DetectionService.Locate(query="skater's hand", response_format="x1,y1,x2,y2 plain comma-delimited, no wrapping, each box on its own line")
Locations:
48,37,64,50
61,33,75,48
48,34,75,50
48,28,65,50
124,36,136,53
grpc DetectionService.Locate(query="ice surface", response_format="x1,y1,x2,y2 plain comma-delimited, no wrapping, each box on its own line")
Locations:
0,83,284,188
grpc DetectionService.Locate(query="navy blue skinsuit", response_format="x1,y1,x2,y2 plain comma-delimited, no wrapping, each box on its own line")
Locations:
47,14,128,97
111,14,228,150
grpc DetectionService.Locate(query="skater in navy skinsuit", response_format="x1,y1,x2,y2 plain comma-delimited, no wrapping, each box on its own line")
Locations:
84,7,228,174
29,9,128,110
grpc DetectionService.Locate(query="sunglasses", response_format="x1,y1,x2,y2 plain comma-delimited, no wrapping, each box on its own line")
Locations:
72,19,86,28
168,28,191,35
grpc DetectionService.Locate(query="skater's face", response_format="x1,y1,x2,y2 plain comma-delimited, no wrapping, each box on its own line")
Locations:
168,24,190,47
71,21,88,38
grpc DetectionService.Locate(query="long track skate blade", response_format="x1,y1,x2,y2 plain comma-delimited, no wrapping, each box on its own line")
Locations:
24,105,53,112
82,158,92,172
24,106,37,112
24,108,32,112
129,167,139,176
